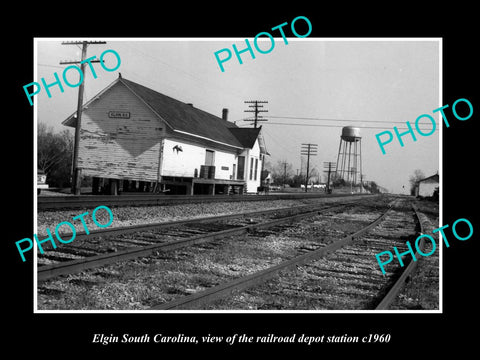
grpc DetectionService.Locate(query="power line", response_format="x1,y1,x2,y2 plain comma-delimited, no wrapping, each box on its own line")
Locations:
264,122,434,131
38,63,65,69
269,115,438,126
244,100,268,128
261,127,297,154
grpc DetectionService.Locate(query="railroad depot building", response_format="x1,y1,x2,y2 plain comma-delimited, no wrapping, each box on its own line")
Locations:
62,75,268,195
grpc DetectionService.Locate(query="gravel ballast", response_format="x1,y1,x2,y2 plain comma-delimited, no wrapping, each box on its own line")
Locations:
36,197,357,236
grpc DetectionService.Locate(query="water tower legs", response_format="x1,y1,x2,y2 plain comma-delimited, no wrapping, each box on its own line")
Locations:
335,137,362,187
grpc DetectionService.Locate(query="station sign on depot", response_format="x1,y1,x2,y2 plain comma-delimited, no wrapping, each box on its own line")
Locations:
214,16,312,72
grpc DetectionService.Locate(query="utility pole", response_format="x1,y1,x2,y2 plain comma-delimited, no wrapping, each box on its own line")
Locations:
323,161,336,194
300,143,318,192
60,41,106,195
243,100,268,128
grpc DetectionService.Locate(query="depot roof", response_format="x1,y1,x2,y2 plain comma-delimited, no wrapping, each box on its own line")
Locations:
63,76,261,151
418,174,439,183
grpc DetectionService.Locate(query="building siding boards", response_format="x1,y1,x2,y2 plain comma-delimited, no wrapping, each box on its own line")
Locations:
214,151,236,180
240,138,262,193
415,174,439,197
418,182,438,197
77,81,165,182
162,138,236,179
249,138,262,192
417,178,439,197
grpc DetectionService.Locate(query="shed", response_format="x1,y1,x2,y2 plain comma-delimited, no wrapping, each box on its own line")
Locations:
415,173,439,198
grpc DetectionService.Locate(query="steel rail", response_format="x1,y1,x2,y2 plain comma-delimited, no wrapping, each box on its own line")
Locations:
37,199,364,246
37,203,353,281
374,202,427,310
38,192,373,210
151,200,397,310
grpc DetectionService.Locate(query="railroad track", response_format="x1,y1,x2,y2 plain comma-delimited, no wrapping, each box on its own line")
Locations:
37,195,435,311
148,197,428,310
37,197,372,281
38,192,370,210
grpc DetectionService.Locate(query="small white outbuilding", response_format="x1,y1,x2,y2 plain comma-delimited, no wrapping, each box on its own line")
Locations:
415,173,439,198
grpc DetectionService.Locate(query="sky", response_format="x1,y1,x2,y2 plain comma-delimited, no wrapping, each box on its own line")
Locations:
35,38,440,194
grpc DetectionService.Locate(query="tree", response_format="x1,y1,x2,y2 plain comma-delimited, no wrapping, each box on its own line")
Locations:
331,172,346,187
409,169,425,195
308,167,320,184
290,174,304,188
270,160,293,186
364,180,380,194
38,123,73,187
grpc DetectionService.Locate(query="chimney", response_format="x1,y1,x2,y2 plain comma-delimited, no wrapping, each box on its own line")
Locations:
222,108,228,121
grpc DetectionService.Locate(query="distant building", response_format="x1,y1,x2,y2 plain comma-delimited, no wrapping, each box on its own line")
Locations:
62,76,268,195
261,169,271,185
415,173,439,198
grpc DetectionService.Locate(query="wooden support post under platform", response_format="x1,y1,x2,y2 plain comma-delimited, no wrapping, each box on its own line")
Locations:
209,183,215,195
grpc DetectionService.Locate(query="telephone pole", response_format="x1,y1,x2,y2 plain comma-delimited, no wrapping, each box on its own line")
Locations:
61,41,106,195
243,100,268,128
280,160,289,189
323,161,336,194
300,143,318,192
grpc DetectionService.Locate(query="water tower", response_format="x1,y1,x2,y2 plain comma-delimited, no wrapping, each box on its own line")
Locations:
335,126,363,185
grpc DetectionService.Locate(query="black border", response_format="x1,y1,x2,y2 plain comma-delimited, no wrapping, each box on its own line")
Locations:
7,5,478,355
